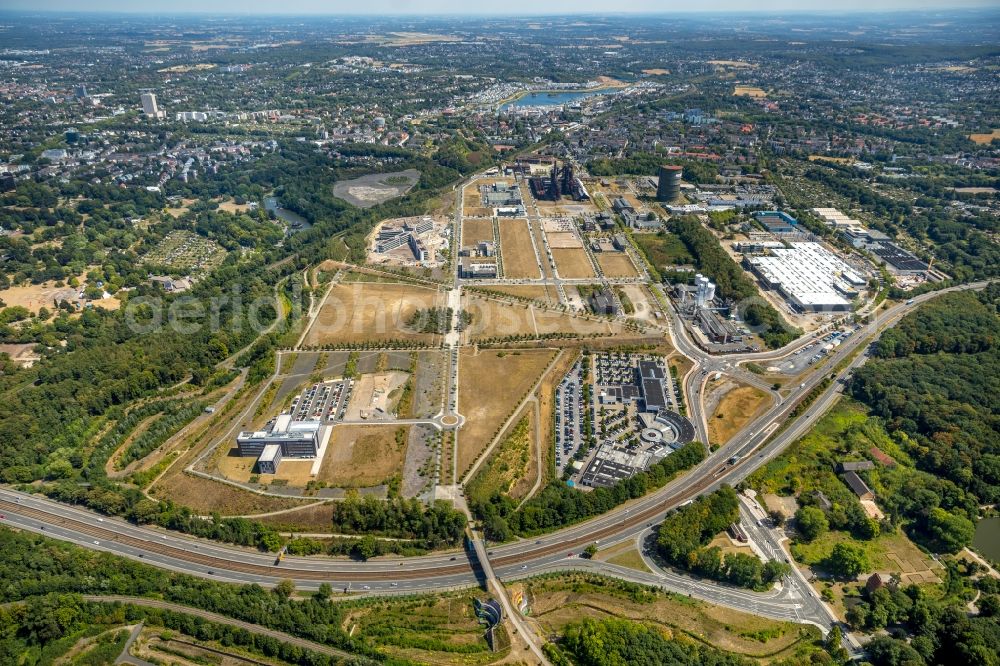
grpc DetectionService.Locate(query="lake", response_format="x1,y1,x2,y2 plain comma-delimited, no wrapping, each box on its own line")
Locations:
500,89,610,110
264,197,310,232
973,516,1000,561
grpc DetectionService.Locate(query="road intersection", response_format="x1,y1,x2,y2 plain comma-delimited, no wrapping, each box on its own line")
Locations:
0,197,987,662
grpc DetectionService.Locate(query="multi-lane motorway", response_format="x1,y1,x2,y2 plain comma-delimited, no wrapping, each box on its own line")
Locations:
0,281,988,646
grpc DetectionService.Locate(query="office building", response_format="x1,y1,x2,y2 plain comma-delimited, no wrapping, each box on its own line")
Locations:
236,414,319,458
656,165,683,202
257,444,282,474
141,93,165,119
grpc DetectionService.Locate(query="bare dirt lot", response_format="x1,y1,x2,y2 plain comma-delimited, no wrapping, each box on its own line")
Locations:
706,382,773,447
545,231,583,249
498,219,541,278
333,169,420,208
461,218,495,246
462,296,617,340
595,252,639,277
318,425,410,488
457,348,556,476
343,371,409,419
304,282,444,346
552,248,596,278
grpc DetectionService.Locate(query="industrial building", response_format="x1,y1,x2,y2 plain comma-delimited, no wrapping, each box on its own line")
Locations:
754,210,798,235
656,165,683,202
745,242,866,312
870,243,929,275
812,207,862,229
529,161,588,201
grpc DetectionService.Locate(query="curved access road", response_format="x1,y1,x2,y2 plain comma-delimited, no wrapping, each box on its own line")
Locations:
0,281,988,621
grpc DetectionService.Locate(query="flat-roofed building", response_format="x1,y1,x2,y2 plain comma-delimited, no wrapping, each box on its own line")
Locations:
745,242,865,312
236,414,319,458
257,444,282,474
459,257,498,279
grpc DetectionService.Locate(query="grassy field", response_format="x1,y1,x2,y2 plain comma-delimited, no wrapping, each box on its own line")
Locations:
343,591,502,665
551,248,596,278
457,348,556,477
707,383,772,447
595,541,652,573
256,502,337,532
632,231,694,270
466,412,534,504
595,252,639,277
151,470,306,515
535,349,580,487
461,218,495,246
525,574,823,661
747,399,942,592
305,282,444,346
498,218,541,278
318,425,410,488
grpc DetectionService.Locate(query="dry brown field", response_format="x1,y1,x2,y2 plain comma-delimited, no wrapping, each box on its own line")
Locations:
551,248,596,278
457,348,556,476
968,129,1000,145
498,219,540,278
317,425,410,487
461,218,495,246
733,85,767,97
481,284,559,305
707,383,773,446
304,282,443,346
595,252,638,277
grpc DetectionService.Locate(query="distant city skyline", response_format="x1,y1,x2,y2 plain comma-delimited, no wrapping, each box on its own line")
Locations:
3,0,998,14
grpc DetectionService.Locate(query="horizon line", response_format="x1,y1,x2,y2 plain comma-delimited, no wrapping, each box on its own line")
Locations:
1,7,998,17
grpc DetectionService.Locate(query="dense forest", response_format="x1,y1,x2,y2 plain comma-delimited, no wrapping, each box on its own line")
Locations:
547,617,753,666
0,526,390,665
669,216,799,348
850,287,1000,540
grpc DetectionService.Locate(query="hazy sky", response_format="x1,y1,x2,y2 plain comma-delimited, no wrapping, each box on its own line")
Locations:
2,0,997,13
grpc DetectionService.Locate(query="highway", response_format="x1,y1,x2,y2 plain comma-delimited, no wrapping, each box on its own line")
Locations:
0,273,987,645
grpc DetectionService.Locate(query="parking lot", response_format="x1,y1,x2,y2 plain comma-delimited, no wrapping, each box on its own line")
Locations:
554,360,586,474
289,380,352,423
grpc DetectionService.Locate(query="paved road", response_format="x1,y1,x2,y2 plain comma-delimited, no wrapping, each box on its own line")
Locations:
0,281,987,636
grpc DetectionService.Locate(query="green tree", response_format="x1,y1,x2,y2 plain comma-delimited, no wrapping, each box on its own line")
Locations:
795,506,829,542
926,508,975,554
273,578,295,599
826,542,870,579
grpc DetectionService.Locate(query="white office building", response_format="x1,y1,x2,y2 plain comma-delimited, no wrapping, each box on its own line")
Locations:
141,93,165,119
